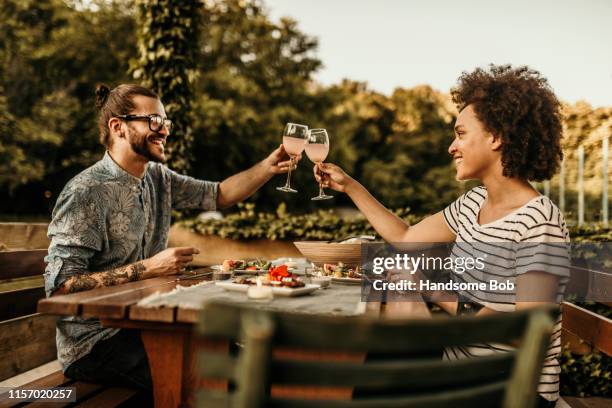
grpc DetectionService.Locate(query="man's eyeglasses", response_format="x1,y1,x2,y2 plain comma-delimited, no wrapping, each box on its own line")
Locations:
116,114,173,134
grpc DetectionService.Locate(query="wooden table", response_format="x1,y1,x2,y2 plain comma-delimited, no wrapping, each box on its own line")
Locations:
38,272,431,407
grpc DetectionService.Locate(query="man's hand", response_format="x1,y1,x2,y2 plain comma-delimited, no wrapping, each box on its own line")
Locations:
143,247,200,277
263,144,300,175
314,162,355,193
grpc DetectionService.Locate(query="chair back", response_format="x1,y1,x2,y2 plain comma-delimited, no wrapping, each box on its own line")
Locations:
196,302,555,408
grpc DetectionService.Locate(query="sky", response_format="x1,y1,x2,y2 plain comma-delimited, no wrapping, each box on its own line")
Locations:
264,0,612,107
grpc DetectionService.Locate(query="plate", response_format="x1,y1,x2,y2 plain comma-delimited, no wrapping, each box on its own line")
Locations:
216,282,320,297
232,269,268,274
331,277,362,285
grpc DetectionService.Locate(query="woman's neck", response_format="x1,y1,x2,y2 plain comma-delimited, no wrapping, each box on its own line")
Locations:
480,172,540,209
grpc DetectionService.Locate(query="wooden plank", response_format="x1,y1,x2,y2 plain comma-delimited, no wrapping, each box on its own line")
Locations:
0,249,47,280
176,308,199,324
0,314,58,381
563,397,612,408
562,302,612,356
128,305,175,323
0,223,49,250
99,319,191,332
0,276,44,292
0,286,45,320
561,328,592,355
26,381,105,408
128,279,209,323
38,277,176,316
0,371,71,408
80,280,181,320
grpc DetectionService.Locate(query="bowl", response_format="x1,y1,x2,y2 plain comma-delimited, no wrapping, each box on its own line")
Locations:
310,276,332,288
293,241,362,267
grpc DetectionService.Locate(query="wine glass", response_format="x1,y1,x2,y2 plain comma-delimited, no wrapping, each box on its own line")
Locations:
306,128,333,200
276,123,308,193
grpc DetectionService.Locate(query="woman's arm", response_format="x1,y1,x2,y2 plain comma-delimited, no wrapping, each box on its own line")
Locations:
473,272,559,316
315,163,456,243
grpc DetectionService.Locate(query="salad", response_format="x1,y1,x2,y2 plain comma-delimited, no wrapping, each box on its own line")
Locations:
318,262,362,279
222,259,272,272
232,265,305,288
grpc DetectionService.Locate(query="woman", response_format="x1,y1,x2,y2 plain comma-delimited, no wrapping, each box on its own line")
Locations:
316,64,569,407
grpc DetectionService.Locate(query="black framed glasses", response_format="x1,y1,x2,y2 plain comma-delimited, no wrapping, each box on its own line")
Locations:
116,114,173,134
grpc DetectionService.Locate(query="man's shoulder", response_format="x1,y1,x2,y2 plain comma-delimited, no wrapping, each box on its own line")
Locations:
63,162,110,194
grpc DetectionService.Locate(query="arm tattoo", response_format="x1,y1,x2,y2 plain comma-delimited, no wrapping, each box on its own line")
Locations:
67,273,98,294
62,261,147,294
129,262,145,281
101,265,130,287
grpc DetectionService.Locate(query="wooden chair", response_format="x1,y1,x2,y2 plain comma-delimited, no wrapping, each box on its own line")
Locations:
195,302,555,408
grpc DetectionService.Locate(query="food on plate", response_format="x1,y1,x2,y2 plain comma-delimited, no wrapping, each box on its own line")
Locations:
320,262,362,279
231,264,305,288
222,259,246,272
222,259,271,272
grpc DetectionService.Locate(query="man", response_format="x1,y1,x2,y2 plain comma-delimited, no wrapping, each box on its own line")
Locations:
44,83,297,391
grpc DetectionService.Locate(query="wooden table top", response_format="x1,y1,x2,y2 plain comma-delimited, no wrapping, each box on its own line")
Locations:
38,268,431,325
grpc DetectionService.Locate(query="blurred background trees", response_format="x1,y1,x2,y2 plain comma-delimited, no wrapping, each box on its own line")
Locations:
0,0,608,221
133,0,202,174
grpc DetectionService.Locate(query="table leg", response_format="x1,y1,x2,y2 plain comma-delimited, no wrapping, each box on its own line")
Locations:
141,330,188,408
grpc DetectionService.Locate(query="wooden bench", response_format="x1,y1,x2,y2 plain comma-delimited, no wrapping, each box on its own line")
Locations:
0,247,145,407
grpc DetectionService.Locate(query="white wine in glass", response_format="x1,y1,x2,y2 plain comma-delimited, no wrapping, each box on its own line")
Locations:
306,128,333,200
276,123,308,193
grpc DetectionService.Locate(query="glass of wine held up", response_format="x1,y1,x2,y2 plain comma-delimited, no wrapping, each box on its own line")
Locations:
277,123,308,193
306,128,333,201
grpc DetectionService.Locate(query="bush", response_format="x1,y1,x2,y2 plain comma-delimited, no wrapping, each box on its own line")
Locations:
560,349,611,398
179,203,420,241
181,204,610,243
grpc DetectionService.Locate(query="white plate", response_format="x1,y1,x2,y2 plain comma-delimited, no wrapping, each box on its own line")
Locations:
232,269,267,274
216,282,320,297
331,277,362,285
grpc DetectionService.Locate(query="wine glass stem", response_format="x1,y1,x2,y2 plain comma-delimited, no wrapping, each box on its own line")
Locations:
318,182,325,197
283,156,294,188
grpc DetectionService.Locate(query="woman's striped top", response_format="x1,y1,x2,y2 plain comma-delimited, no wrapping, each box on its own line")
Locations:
442,185,570,402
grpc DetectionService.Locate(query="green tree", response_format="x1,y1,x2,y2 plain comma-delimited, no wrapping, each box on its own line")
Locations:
319,81,462,214
133,0,202,174
189,0,324,210
0,0,135,213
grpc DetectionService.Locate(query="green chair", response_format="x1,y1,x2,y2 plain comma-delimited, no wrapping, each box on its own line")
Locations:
195,302,555,408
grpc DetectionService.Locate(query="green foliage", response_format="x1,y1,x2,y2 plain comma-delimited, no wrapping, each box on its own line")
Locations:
133,0,201,174
189,0,325,211
569,225,612,271
1,0,609,221
574,302,612,319
560,349,611,397
570,225,612,242
0,0,135,209
180,203,420,241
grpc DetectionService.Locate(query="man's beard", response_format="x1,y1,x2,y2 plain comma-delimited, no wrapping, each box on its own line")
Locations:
126,129,165,163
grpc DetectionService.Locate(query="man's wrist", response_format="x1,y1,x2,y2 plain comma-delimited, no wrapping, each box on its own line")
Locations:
140,259,156,279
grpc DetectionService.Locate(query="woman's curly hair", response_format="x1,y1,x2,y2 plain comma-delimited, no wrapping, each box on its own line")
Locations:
451,64,563,181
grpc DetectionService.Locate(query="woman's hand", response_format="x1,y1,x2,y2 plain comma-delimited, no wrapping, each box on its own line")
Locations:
313,162,355,193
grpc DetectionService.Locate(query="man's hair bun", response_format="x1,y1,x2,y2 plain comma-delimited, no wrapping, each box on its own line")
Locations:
95,83,111,109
